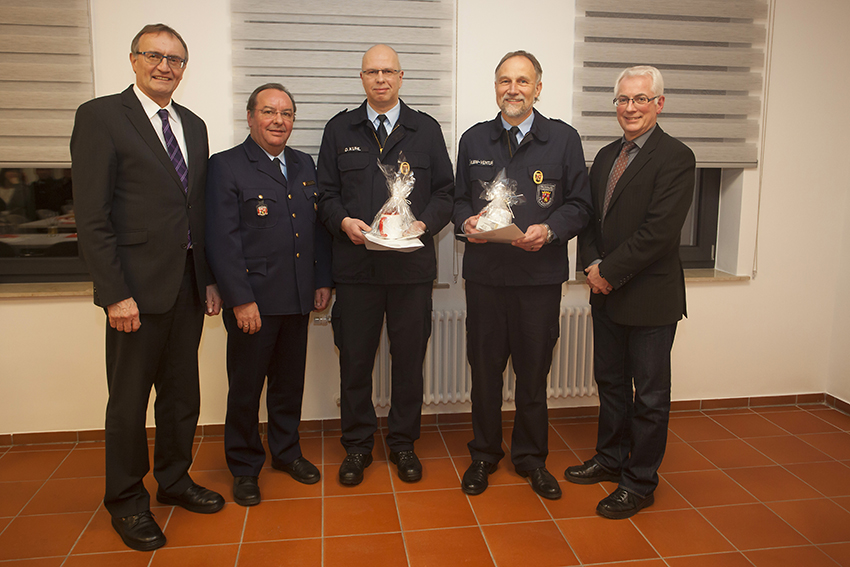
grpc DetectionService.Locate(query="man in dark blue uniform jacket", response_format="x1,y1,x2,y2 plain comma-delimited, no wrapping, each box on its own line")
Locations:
453,51,592,500
567,66,695,520
317,44,454,486
206,83,332,507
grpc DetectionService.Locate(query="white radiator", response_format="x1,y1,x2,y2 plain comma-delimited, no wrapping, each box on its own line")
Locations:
372,306,595,407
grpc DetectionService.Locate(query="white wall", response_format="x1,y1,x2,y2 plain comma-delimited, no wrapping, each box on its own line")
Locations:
1,0,848,435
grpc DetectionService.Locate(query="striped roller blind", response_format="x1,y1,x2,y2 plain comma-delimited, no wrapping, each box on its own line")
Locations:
573,0,768,167
231,0,456,158
0,0,94,165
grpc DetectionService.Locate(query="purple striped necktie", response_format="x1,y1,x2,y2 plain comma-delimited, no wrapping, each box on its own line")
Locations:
158,108,191,247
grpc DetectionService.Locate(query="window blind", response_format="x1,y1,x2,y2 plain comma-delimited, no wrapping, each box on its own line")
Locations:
573,0,768,167
0,0,93,165
231,0,456,158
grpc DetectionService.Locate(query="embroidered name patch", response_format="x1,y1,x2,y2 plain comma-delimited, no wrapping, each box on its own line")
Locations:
469,159,494,166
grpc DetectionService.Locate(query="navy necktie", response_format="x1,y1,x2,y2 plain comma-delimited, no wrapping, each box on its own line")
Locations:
376,114,389,147
507,126,520,156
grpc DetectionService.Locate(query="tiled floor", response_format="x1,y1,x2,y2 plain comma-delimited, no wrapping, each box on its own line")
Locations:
2,404,850,566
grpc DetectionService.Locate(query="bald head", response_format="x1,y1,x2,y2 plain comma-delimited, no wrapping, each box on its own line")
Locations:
360,44,404,113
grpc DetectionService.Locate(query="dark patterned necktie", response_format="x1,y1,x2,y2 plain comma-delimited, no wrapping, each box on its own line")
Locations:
377,114,389,147
158,109,188,192
603,140,636,218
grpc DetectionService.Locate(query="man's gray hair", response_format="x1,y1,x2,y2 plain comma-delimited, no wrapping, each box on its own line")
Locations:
615,66,664,98
130,24,188,62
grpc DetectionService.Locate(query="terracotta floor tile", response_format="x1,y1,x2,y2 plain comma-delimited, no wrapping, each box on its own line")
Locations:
658,442,716,473
665,552,754,567
807,408,850,431
545,427,570,451
745,545,839,567
552,421,599,450
767,498,850,544
52,447,105,478
668,416,736,442
483,521,579,566
0,450,70,481
648,477,693,511
149,544,239,567
324,533,407,567
0,559,63,567
631,509,734,556
390,457,460,492
745,435,832,464
834,495,850,512
396,488,476,530
161,503,246,546
22,477,104,514
784,461,850,497
820,542,850,566
439,428,474,456
690,438,774,469
405,526,494,567
257,468,322,500
544,449,582,477
467,484,551,524
709,413,788,438
323,493,400,536
557,515,658,563
0,480,43,516
64,552,152,567
412,430,450,458
322,461,393,496
543,480,608,518
297,435,325,465
700,503,808,550
0,512,92,560
724,465,823,502
8,443,77,453
189,439,226,471
242,498,321,541
760,410,842,435
799,431,850,461
72,507,167,554
235,542,308,567
663,470,757,507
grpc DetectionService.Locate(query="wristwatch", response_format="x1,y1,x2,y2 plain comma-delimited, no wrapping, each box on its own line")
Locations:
541,223,555,244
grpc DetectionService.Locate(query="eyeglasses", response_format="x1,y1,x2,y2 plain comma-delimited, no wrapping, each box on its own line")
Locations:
613,95,660,107
135,51,186,69
256,108,295,121
362,68,400,78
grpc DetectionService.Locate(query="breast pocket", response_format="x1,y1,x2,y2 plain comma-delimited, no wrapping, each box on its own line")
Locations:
300,181,319,222
337,152,371,214
403,152,432,216
241,188,278,229
528,164,563,209
468,164,496,212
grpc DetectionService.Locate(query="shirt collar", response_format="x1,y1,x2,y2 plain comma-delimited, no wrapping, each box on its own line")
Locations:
500,111,535,139
366,101,401,131
258,144,286,169
133,84,177,121
624,125,656,150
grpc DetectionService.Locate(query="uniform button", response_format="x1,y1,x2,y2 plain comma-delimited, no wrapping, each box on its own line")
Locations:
187,204,192,209
296,253,300,258
288,194,292,199
246,268,249,273
295,232,299,238
292,213,296,218
181,243,188,250
259,194,264,199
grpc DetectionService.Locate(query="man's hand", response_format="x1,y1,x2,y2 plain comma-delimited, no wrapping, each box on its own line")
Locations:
107,297,141,333
205,284,222,316
512,223,548,252
341,217,371,245
234,302,262,334
463,215,487,244
585,264,613,295
314,287,332,311
407,220,427,237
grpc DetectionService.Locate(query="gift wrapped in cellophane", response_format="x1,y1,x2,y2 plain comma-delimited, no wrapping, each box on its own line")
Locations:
475,168,525,232
369,151,424,240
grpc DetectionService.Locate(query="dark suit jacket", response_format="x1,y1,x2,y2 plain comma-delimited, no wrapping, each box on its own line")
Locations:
71,85,212,313
205,136,333,316
579,125,695,327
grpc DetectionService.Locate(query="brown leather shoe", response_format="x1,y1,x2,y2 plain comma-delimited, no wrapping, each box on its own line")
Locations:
111,510,166,551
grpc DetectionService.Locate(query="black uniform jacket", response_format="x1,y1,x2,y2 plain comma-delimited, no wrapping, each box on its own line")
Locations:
578,125,695,327
71,85,212,313
453,110,592,286
316,100,454,285
206,136,332,316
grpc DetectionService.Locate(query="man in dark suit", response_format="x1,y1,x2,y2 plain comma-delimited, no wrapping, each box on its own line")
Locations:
567,66,695,519
317,44,454,486
206,83,333,507
72,24,224,552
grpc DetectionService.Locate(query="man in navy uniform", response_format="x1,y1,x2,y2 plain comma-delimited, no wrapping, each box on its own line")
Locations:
453,50,591,499
317,44,454,486
206,83,332,506
567,66,695,519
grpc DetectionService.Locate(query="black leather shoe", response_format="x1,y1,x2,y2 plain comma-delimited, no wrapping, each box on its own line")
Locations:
597,487,654,519
156,482,225,514
273,457,321,485
233,476,261,507
339,452,373,486
111,510,166,552
389,450,422,483
518,467,562,500
461,460,497,495
565,460,621,485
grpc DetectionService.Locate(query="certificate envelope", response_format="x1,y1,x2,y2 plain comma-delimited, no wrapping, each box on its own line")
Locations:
362,231,425,252
457,223,524,244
